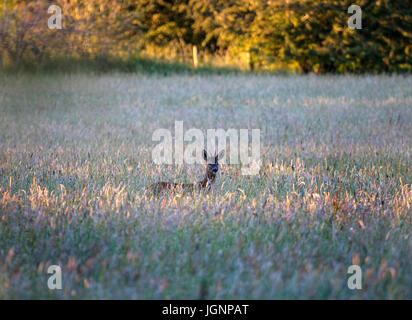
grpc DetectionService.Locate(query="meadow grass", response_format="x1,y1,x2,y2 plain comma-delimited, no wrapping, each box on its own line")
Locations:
0,73,411,299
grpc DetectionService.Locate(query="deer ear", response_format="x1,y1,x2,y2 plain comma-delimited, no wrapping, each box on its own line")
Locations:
216,150,225,161
202,149,208,161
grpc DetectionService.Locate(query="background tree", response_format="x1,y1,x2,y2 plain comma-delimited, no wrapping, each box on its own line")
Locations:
0,0,411,73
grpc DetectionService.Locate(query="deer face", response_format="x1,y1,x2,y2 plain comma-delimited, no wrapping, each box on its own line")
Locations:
203,149,224,177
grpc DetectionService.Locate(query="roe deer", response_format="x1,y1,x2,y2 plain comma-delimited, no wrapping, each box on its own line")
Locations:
150,149,224,194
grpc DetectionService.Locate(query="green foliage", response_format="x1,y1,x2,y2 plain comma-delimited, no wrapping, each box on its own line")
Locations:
259,0,412,73
1,0,411,73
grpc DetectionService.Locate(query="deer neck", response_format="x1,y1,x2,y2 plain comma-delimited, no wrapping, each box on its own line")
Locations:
198,172,216,188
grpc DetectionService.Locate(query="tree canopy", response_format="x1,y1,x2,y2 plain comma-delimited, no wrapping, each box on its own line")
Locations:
1,0,411,73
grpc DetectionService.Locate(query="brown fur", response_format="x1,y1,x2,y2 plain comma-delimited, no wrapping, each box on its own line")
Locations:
149,149,224,194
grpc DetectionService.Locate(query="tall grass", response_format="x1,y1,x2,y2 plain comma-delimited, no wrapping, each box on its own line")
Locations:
0,56,244,76
0,74,411,299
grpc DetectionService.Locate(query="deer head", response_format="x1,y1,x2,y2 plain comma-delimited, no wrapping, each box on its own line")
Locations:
203,149,225,181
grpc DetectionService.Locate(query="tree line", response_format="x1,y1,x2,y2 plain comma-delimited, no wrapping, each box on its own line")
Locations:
1,0,411,73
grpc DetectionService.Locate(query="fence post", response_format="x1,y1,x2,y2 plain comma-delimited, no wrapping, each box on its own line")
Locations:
192,45,198,68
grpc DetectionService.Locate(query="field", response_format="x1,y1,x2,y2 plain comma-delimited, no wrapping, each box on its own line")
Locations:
0,73,411,299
